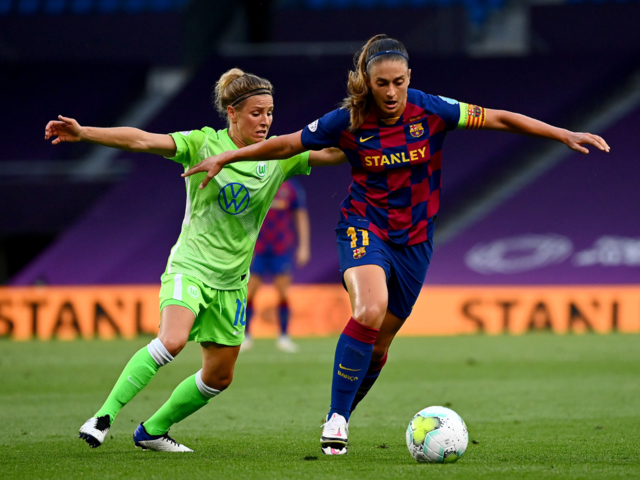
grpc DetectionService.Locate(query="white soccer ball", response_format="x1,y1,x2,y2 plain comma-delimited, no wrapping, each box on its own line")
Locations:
405,406,468,463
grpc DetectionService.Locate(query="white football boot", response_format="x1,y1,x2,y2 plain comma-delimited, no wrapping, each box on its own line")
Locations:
276,335,299,353
320,413,349,455
133,423,193,452
78,415,111,448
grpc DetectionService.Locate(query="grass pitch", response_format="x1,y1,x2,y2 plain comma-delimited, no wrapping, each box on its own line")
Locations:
1,334,639,479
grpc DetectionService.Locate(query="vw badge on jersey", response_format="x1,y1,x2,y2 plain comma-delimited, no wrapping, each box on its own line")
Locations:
218,183,250,215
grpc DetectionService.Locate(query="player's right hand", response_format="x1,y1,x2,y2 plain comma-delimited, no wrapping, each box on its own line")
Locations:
563,131,610,154
182,151,234,189
45,115,83,144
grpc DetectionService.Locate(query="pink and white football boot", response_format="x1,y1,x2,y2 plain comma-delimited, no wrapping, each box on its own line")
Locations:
320,413,349,455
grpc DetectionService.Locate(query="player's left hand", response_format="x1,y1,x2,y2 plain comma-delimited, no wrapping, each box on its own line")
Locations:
296,246,310,268
564,131,610,154
182,151,234,189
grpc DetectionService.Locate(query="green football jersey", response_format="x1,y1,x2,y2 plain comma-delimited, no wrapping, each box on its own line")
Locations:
163,127,310,290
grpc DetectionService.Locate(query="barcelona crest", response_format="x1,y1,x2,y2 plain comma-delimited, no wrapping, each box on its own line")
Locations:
409,123,424,138
469,105,483,118
353,247,366,259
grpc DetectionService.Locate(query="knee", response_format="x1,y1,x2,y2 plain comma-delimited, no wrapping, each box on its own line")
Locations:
201,369,234,392
214,376,233,391
157,334,187,357
353,303,386,328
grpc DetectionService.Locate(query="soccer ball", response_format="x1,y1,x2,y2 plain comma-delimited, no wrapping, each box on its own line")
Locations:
406,406,468,463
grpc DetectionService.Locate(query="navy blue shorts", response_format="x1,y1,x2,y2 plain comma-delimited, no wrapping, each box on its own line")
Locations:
336,225,433,320
252,251,294,277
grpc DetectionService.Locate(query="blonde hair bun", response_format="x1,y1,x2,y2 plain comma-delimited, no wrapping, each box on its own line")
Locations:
216,68,245,96
213,68,273,121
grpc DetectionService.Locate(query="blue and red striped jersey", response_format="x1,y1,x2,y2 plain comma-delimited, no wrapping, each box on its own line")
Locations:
255,179,307,255
301,89,483,247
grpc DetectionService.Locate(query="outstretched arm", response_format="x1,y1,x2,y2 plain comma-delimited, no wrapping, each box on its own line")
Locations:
44,115,177,157
184,130,345,189
483,109,610,154
183,131,306,188
308,147,348,167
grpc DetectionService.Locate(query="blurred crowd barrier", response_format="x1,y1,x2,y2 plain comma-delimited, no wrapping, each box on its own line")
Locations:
1,285,639,340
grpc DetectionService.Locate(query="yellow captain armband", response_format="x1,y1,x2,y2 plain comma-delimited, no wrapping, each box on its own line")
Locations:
457,102,486,130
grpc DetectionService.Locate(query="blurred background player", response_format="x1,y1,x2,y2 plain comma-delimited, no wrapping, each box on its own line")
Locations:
242,178,310,353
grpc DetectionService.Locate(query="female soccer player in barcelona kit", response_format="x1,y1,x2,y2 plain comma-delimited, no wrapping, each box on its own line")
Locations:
185,35,610,455
243,178,310,353
44,68,345,452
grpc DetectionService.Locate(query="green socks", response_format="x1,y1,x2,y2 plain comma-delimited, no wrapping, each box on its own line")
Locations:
93,339,219,435
95,338,173,423
143,371,220,436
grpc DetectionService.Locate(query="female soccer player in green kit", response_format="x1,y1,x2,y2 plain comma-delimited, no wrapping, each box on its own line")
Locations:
183,35,610,455
44,68,345,452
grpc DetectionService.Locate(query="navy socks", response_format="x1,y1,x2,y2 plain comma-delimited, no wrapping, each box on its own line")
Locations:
350,351,388,413
278,301,290,334
245,301,291,336
328,318,380,420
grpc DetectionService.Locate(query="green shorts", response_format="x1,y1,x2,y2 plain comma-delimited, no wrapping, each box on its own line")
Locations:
159,273,247,346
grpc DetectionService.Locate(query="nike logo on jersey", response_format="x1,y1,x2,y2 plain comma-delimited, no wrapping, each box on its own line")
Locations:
127,376,141,389
360,135,374,143
233,331,239,335
339,364,362,372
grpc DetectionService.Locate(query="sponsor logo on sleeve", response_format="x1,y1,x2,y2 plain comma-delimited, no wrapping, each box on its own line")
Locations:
308,120,319,133
438,96,459,105
179,131,193,136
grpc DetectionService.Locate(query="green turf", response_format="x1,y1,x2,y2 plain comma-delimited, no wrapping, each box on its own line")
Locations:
1,334,639,479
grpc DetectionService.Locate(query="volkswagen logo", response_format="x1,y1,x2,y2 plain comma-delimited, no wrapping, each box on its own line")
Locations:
218,183,250,215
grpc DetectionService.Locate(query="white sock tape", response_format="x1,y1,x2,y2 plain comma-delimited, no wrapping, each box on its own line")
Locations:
195,369,221,399
147,338,174,367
